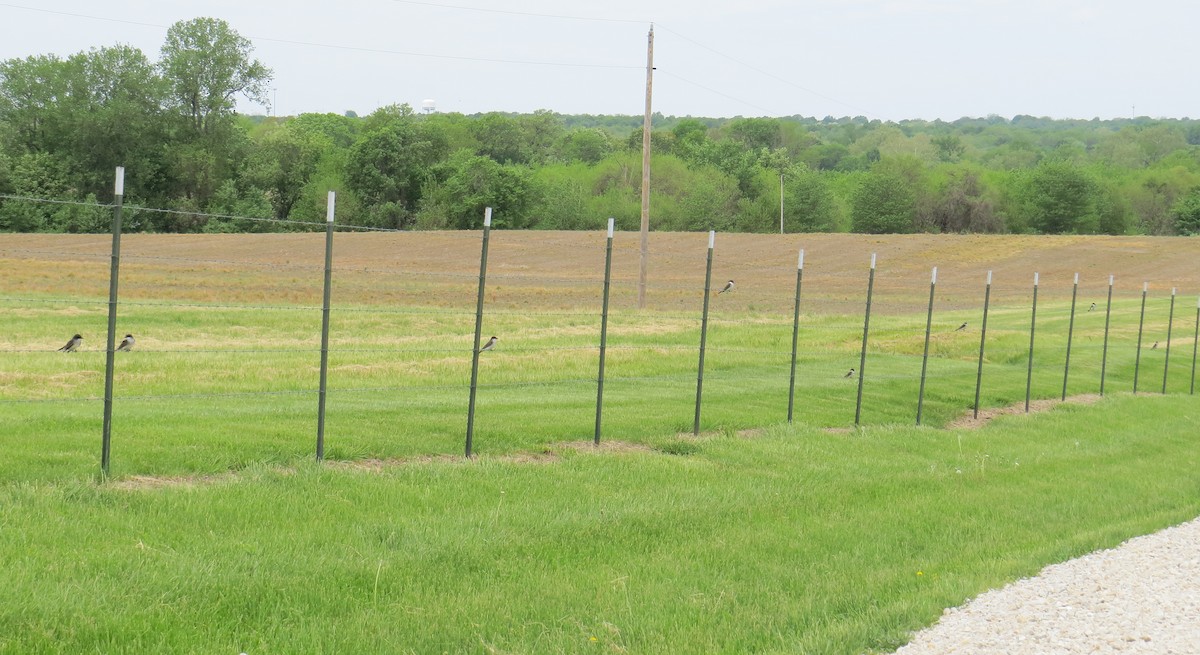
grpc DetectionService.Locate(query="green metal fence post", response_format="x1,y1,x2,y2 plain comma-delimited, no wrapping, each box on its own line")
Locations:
854,254,876,426
1162,287,1176,394
1062,272,1079,400
316,191,335,462
465,207,493,457
693,231,715,436
1025,272,1039,413
1134,282,1148,394
1100,275,1114,396
100,166,125,477
916,266,937,425
787,248,804,424
594,218,614,445
972,270,992,419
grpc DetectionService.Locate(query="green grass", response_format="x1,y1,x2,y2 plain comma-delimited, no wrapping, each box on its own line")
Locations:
4,238,1200,653
1,395,1198,654
1,290,1194,480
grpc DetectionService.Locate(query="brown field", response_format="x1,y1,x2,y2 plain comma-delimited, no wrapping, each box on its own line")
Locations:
2,231,1197,314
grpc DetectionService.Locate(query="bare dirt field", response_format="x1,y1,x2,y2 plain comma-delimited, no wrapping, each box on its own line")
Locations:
2,231,1196,313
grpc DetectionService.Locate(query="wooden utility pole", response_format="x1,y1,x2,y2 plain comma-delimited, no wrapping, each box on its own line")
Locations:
638,25,654,309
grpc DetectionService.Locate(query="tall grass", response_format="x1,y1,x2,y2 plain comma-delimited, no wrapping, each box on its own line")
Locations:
1,396,1197,653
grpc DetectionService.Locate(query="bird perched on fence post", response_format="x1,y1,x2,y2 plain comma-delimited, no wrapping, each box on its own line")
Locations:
479,336,498,352
954,322,968,332
57,334,82,353
117,334,135,352
717,280,735,294
843,368,855,378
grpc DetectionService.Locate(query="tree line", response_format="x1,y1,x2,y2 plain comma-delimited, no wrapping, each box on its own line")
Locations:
3,17,1200,235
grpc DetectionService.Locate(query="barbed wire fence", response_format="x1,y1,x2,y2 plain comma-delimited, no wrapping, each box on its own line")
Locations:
2,169,1199,478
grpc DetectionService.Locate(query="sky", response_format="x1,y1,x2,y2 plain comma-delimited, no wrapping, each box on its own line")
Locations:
0,0,1196,122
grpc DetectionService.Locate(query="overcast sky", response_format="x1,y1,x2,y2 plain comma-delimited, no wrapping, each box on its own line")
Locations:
1,0,1195,121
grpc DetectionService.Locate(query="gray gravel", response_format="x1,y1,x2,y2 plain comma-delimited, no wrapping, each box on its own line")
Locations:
890,516,1200,654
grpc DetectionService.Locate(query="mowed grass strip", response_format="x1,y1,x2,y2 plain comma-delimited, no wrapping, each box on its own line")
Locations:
1,394,1198,654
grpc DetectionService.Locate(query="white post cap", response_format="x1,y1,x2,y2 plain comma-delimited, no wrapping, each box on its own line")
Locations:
484,207,492,227
326,191,336,222
607,217,614,238
114,166,125,196
798,248,804,270
708,230,715,249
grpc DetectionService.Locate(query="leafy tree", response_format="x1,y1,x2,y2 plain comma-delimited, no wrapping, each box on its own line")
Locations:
932,134,965,162
416,151,537,229
344,109,449,228
159,17,272,136
1171,188,1200,235
850,169,917,233
556,128,612,165
0,55,69,154
928,170,1002,233
1019,161,1097,233
726,117,782,151
246,123,329,221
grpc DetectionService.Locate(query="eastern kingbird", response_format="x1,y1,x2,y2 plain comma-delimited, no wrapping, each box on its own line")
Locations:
58,334,82,353
1088,302,1096,312
954,322,967,332
717,280,735,294
843,368,855,378
117,334,135,352
479,336,498,352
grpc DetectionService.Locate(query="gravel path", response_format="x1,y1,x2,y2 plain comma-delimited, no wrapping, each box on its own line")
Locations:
890,516,1200,654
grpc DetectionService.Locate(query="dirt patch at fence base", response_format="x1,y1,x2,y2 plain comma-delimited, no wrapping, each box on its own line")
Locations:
556,440,654,455
948,394,1103,430
107,441,660,490
111,473,237,491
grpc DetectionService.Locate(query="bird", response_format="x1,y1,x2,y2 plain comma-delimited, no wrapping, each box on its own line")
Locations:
479,336,498,352
1151,341,1159,350
954,322,968,332
717,280,735,294
843,368,856,379
57,334,82,353
117,334,135,352
1088,302,1097,312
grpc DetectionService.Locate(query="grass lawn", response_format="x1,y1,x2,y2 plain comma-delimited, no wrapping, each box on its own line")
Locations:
2,232,1199,653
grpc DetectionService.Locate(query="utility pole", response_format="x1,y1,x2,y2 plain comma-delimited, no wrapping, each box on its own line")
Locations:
638,25,654,309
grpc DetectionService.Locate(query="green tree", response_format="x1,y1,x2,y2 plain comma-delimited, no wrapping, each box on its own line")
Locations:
416,151,537,229
850,169,917,233
1020,161,1097,233
344,108,449,228
159,17,272,136
1171,188,1200,235
246,123,329,221
928,170,1002,233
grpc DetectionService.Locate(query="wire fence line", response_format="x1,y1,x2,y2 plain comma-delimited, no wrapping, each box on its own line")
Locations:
4,188,1200,475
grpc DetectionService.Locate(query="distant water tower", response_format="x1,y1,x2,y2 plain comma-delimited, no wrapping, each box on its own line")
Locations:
421,99,436,114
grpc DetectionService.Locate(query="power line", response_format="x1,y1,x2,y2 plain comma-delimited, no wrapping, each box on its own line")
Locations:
0,3,641,70
386,0,648,24
655,24,891,121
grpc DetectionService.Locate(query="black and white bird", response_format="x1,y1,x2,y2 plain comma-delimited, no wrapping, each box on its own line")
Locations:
843,368,856,379
717,280,735,294
479,336,498,353
954,322,968,332
117,334,135,352
57,334,82,353
1151,341,1159,350
1088,302,1097,312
